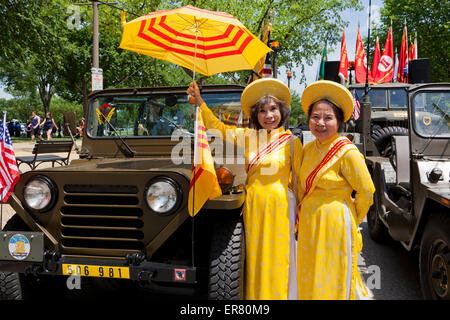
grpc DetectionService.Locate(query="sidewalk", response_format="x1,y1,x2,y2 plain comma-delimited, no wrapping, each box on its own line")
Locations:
1,140,80,228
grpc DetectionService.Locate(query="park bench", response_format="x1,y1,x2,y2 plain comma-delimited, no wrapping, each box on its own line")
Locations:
16,140,74,171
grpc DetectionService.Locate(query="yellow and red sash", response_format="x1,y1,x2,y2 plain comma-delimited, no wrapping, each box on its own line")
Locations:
295,137,356,235
247,132,292,173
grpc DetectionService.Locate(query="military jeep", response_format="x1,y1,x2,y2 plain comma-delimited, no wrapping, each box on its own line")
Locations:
348,83,410,157
0,84,249,300
362,83,450,299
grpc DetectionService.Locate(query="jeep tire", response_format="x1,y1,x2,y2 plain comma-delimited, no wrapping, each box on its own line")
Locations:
208,215,245,300
371,126,408,157
0,214,29,300
419,213,450,300
367,190,392,243
0,272,23,300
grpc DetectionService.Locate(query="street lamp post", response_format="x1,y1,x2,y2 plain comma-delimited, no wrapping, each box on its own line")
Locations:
287,71,292,89
75,1,117,88
271,41,280,78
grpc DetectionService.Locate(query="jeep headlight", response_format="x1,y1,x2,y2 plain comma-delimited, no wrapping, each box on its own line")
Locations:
145,178,180,215
23,176,57,212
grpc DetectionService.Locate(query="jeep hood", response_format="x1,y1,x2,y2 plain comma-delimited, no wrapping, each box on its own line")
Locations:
48,157,192,178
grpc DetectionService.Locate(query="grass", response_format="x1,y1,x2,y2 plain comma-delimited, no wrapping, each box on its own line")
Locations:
11,136,81,143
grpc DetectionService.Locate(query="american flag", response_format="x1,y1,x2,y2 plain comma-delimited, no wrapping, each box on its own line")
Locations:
0,112,19,202
260,48,272,78
352,92,361,120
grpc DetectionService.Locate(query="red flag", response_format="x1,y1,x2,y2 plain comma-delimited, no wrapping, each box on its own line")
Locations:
374,27,394,83
409,33,417,61
409,43,415,61
355,28,373,83
371,36,381,80
397,25,409,83
338,29,349,84
0,112,19,202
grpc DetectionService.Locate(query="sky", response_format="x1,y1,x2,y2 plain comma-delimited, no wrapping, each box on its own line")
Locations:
0,85,12,100
0,0,383,100
278,0,383,96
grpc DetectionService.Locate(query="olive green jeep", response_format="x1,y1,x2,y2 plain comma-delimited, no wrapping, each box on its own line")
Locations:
347,83,410,157
361,83,450,299
0,84,248,300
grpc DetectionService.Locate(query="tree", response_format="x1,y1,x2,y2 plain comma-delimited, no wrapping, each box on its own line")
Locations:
379,0,449,82
56,0,192,114
0,1,70,115
165,0,361,83
1,0,362,114
288,92,305,127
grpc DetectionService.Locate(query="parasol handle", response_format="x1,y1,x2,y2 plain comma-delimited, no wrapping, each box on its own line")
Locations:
188,22,199,106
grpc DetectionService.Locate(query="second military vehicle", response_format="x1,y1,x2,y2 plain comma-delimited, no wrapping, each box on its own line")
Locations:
362,83,450,300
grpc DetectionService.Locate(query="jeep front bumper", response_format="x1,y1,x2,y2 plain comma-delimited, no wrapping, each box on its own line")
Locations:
0,231,196,284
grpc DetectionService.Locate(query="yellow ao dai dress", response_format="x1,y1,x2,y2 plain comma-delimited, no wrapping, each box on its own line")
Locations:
199,103,303,300
295,133,375,300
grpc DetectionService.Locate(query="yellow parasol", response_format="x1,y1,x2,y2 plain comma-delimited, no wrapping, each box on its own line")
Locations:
119,5,271,77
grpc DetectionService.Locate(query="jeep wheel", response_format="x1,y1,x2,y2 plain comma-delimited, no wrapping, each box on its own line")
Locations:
371,126,408,158
367,190,391,243
0,214,29,300
419,213,450,300
0,272,23,300
208,215,245,300
0,214,64,300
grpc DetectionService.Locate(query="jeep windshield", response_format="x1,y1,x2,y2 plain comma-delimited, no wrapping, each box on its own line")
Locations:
86,92,244,138
353,86,407,109
412,90,450,138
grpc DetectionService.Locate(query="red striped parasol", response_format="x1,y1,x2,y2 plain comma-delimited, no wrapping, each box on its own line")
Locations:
119,5,271,77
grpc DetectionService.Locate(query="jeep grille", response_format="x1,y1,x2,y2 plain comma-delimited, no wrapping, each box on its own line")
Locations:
60,184,145,251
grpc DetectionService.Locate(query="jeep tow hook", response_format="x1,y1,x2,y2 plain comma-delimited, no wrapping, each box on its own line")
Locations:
138,270,155,283
126,252,146,266
44,250,61,273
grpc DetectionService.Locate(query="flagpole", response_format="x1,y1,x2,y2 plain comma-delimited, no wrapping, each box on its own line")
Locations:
191,24,199,268
364,0,372,96
192,110,197,267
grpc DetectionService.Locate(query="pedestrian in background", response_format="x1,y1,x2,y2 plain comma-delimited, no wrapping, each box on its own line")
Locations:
57,121,62,138
40,112,58,141
31,111,42,142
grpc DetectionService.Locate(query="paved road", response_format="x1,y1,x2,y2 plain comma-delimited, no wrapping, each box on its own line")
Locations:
358,219,422,300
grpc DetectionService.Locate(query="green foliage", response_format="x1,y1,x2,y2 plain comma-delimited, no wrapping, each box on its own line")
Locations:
0,94,41,124
0,95,82,125
288,92,305,127
48,97,84,126
379,0,449,82
165,0,361,83
1,0,362,121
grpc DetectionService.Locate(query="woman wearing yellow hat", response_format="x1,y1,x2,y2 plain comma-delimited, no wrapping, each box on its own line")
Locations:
296,80,375,299
187,78,303,300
